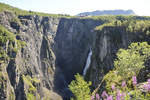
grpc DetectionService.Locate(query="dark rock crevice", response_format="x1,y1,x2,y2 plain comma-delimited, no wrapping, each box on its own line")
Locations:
6,60,17,87
15,76,26,100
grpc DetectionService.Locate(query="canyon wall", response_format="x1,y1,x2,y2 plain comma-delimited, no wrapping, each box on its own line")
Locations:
0,11,103,100
1,11,150,100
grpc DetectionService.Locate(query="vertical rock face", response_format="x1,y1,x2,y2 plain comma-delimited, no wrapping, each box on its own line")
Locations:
54,18,101,82
0,11,62,100
15,15,60,99
54,18,102,99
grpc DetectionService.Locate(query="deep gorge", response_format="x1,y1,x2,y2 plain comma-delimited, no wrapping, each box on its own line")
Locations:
0,11,104,100
1,7,150,100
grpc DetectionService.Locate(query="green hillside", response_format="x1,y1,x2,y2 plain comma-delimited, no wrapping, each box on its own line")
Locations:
0,2,70,17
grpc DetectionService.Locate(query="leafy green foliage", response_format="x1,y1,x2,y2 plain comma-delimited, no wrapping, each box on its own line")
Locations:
115,42,150,78
126,20,150,33
104,70,123,91
22,75,41,100
104,42,150,93
69,73,91,100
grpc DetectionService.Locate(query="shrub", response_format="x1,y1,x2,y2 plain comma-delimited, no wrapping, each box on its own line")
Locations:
104,42,150,93
114,42,150,79
69,73,91,100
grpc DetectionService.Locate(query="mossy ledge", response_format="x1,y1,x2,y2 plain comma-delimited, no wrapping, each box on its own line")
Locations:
0,24,26,63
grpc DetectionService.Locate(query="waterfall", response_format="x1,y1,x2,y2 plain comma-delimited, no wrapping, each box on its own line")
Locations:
83,48,92,76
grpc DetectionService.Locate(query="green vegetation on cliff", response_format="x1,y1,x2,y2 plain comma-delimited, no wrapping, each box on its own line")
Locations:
0,25,16,45
0,25,16,62
22,75,40,100
0,25,25,63
95,20,150,34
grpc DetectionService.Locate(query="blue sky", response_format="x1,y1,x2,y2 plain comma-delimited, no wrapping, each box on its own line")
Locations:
1,0,150,16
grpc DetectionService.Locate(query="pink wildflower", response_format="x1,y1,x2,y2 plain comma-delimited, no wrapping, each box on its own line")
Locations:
148,79,150,84
121,93,126,100
111,84,115,90
116,90,121,100
102,91,108,98
91,95,95,100
143,83,150,91
107,95,113,100
121,81,126,87
96,93,100,100
132,76,137,86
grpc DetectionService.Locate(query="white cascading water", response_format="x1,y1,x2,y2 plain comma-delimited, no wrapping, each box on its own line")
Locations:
83,48,92,76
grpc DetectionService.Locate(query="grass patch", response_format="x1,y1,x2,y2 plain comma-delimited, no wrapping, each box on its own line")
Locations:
0,2,72,18
0,25,16,44
27,93,36,100
22,75,41,100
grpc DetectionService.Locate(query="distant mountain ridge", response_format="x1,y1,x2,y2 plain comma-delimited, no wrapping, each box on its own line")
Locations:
77,10,135,16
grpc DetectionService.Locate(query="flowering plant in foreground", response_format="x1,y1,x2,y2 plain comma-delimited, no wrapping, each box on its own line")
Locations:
143,79,150,92
91,76,150,100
